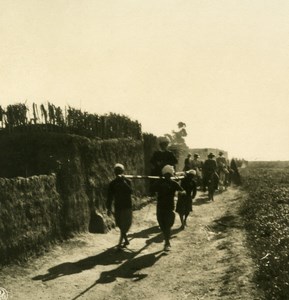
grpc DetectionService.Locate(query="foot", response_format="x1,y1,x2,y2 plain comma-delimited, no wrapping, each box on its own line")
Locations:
116,244,123,251
123,240,130,247
179,224,185,230
164,243,171,252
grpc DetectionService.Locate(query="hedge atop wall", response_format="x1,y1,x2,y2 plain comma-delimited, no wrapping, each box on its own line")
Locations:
0,103,142,140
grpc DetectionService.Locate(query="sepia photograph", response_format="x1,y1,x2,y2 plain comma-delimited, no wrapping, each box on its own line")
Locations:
0,1,289,299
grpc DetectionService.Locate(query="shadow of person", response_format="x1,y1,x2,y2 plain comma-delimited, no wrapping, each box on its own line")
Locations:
71,251,165,300
127,225,160,239
193,196,212,206
33,224,182,284
32,226,166,283
32,246,135,282
138,224,183,247
171,226,184,236
96,250,164,283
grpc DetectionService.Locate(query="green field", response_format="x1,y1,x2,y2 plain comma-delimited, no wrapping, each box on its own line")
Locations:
240,165,289,299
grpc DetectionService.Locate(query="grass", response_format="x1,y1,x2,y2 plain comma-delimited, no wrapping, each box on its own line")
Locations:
240,167,289,299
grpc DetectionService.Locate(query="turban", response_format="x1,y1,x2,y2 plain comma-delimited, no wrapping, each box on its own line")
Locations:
161,165,175,175
114,163,124,171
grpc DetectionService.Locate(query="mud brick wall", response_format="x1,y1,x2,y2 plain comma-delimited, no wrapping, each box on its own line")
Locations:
0,132,151,263
0,175,61,264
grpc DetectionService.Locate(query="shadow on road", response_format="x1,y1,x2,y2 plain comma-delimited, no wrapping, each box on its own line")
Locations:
193,195,212,206
128,225,160,239
193,189,228,206
212,214,241,232
70,226,188,300
94,250,165,284
32,246,134,282
71,250,166,300
32,225,182,283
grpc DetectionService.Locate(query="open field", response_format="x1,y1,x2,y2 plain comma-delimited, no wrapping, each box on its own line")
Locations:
240,165,289,299
248,161,289,169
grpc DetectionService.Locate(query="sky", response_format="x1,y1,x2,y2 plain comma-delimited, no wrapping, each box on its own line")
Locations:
0,0,289,161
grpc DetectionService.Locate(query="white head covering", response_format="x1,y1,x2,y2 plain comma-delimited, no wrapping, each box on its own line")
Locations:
161,165,175,175
186,169,197,176
114,163,124,170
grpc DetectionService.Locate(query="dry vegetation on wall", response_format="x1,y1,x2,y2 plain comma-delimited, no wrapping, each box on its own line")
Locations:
0,102,142,140
0,175,62,264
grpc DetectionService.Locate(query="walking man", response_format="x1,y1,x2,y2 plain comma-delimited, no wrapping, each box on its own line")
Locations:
106,163,133,250
183,153,193,171
150,136,178,177
152,165,184,251
202,153,219,200
191,153,203,187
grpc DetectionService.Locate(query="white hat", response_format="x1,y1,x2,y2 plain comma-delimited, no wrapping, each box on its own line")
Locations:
114,163,124,170
161,165,175,175
186,169,197,176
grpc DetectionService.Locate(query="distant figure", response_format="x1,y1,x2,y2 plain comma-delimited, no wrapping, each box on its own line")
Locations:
176,169,197,229
151,165,184,251
191,153,203,187
183,153,193,171
150,136,178,177
216,152,228,173
202,153,219,200
106,163,133,250
230,159,241,185
216,152,229,190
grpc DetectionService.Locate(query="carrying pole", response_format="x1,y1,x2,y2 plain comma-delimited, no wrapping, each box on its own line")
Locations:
123,174,185,180
123,170,197,181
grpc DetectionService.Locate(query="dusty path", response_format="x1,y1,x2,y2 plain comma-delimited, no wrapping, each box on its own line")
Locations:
1,187,263,300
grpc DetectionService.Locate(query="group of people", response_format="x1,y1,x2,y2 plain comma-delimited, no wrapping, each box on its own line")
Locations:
184,150,241,193
106,136,241,252
106,162,193,252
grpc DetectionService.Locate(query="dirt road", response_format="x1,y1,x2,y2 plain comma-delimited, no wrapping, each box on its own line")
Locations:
1,187,263,300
